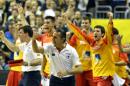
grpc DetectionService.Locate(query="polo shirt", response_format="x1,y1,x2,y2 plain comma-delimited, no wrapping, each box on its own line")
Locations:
43,43,81,77
18,40,42,72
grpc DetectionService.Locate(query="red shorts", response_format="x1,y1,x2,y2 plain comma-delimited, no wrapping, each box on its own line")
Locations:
93,76,112,86
6,70,22,86
75,70,96,86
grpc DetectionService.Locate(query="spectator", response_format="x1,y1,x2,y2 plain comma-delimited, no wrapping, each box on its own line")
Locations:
72,10,82,27
77,0,88,11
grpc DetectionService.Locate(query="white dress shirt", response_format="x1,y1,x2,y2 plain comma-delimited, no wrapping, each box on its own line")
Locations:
43,43,81,77
19,40,42,72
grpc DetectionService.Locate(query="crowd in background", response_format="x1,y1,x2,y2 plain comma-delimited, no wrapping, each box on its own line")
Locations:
0,0,129,77
0,0,130,86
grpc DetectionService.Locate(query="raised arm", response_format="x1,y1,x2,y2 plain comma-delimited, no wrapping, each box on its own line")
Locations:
62,12,92,45
32,38,44,54
105,12,114,44
62,1,93,44
17,4,29,26
117,35,130,53
0,31,19,52
65,0,75,20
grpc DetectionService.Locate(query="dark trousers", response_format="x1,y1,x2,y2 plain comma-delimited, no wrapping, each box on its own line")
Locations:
19,71,41,86
49,75,75,86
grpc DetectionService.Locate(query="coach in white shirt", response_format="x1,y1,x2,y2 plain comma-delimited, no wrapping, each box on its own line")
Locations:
32,29,83,86
0,25,42,86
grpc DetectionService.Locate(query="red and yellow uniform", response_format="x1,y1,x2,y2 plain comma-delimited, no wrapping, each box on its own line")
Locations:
90,22,115,86
69,32,96,86
67,21,115,86
69,34,92,71
37,33,53,77
6,39,23,86
112,44,128,85
37,33,52,46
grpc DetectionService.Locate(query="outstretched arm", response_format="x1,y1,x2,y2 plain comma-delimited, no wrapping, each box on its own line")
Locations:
57,63,83,78
62,13,92,44
0,31,19,52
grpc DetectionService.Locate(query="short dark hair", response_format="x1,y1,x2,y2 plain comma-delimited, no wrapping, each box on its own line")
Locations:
20,25,33,37
94,25,105,35
55,29,66,42
112,27,119,35
82,16,91,23
44,16,55,23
